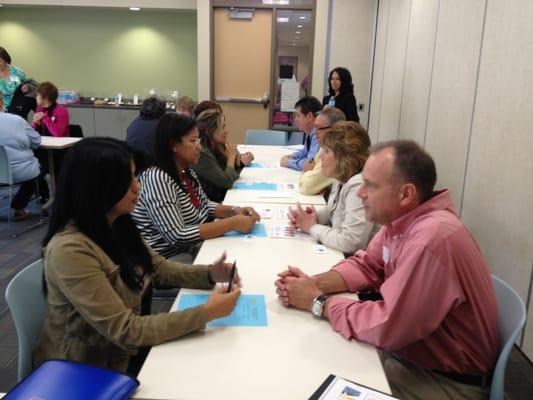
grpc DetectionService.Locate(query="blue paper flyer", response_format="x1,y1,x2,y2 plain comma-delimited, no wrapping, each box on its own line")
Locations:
224,223,268,237
245,162,267,168
177,294,268,327
233,182,276,191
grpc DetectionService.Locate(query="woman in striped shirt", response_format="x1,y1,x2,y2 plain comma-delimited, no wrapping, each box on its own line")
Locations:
132,113,260,258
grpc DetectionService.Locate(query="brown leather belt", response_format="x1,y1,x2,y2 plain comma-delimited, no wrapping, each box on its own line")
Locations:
432,370,492,387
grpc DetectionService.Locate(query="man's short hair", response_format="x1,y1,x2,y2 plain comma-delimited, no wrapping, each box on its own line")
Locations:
317,107,346,124
294,96,322,116
140,96,166,120
370,140,437,203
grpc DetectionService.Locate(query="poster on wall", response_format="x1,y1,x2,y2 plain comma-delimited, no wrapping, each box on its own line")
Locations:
280,81,300,112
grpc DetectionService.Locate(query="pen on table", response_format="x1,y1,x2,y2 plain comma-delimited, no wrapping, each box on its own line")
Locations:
227,261,237,293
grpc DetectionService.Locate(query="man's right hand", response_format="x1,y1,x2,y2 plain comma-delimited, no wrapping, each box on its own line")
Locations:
204,286,241,321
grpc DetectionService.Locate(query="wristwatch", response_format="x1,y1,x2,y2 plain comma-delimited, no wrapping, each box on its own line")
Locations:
311,294,328,318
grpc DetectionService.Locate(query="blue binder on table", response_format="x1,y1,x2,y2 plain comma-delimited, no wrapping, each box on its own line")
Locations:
5,359,139,399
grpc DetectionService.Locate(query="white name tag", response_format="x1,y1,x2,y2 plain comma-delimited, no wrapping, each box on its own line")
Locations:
382,246,390,264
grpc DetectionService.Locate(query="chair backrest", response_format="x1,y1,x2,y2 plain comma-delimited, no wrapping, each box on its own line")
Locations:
69,124,84,138
5,259,47,382
245,129,287,146
490,275,526,400
0,144,14,185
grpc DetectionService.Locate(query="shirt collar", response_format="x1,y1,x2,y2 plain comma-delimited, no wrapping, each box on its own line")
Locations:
387,189,455,236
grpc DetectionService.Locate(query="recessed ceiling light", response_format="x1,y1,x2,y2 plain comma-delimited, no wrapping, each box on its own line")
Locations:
297,25,303,28
299,16,306,20
129,7,141,11
277,17,289,23
263,0,289,4
296,31,301,34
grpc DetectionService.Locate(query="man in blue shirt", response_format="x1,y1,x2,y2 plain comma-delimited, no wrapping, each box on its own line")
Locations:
280,96,322,171
0,92,43,219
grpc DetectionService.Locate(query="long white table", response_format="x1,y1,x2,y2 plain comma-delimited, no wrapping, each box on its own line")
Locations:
135,145,389,399
227,145,326,206
135,204,390,399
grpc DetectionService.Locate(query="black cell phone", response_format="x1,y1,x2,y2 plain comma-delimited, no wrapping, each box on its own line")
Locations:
227,261,236,293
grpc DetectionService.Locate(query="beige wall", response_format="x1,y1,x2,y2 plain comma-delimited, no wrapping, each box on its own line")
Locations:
369,0,533,358
327,0,377,128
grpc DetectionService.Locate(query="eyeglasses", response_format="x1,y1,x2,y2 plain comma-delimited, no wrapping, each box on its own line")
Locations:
189,138,201,145
314,125,331,131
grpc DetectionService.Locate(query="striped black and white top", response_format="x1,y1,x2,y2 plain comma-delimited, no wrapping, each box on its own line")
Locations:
132,166,218,258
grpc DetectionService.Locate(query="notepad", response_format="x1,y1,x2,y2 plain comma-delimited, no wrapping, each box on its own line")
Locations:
234,182,277,191
177,294,268,327
224,223,268,237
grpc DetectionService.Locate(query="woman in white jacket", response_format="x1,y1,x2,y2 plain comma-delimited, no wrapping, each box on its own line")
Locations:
289,121,375,255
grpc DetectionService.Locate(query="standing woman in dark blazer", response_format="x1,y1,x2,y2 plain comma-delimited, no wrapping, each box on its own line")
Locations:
322,67,360,123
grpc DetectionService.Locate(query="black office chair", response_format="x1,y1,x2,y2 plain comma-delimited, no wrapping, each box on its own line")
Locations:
69,124,84,138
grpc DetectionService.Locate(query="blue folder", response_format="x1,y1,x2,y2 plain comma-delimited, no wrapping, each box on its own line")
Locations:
233,182,276,191
5,359,139,400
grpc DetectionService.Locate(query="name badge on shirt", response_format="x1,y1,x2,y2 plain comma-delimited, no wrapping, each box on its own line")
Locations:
382,246,390,264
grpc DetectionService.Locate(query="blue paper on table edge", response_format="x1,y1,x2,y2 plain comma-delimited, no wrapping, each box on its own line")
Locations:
234,182,276,191
224,223,267,237
177,294,268,327
245,162,267,169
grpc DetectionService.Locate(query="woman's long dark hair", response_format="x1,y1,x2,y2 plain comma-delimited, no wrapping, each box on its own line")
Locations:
152,112,199,190
328,67,354,96
43,137,152,291
196,109,227,166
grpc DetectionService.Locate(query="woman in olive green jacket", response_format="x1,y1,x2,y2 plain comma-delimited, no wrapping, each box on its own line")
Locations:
33,137,241,373
193,109,254,202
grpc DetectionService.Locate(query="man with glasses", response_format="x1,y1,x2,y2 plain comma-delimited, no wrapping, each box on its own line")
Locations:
280,96,322,171
299,107,346,195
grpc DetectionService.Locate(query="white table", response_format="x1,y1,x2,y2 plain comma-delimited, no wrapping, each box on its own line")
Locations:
135,203,390,400
228,145,326,206
40,136,81,197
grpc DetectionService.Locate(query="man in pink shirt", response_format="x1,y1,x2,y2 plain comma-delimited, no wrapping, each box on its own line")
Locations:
275,140,499,400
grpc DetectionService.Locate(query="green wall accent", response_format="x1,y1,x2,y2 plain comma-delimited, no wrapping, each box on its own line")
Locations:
0,6,197,99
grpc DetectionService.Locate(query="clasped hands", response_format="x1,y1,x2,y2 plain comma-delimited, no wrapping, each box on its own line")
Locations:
288,202,318,233
275,266,323,311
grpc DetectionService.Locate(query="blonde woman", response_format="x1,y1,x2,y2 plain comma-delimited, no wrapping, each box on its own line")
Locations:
289,121,374,254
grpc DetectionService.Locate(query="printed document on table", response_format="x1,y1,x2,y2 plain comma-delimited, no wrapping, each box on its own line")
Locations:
310,374,398,400
177,294,268,327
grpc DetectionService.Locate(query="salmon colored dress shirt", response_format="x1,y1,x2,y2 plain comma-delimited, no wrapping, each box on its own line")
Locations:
327,189,499,374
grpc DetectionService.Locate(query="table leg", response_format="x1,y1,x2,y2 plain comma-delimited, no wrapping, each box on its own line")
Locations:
47,149,56,198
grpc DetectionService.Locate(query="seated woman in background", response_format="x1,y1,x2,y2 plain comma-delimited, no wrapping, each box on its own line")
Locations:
176,95,195,116
31,81,70,137
322,67,360,123
132,113,260,259
34,137,241,374
289,121,374,255
193,108,252,202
